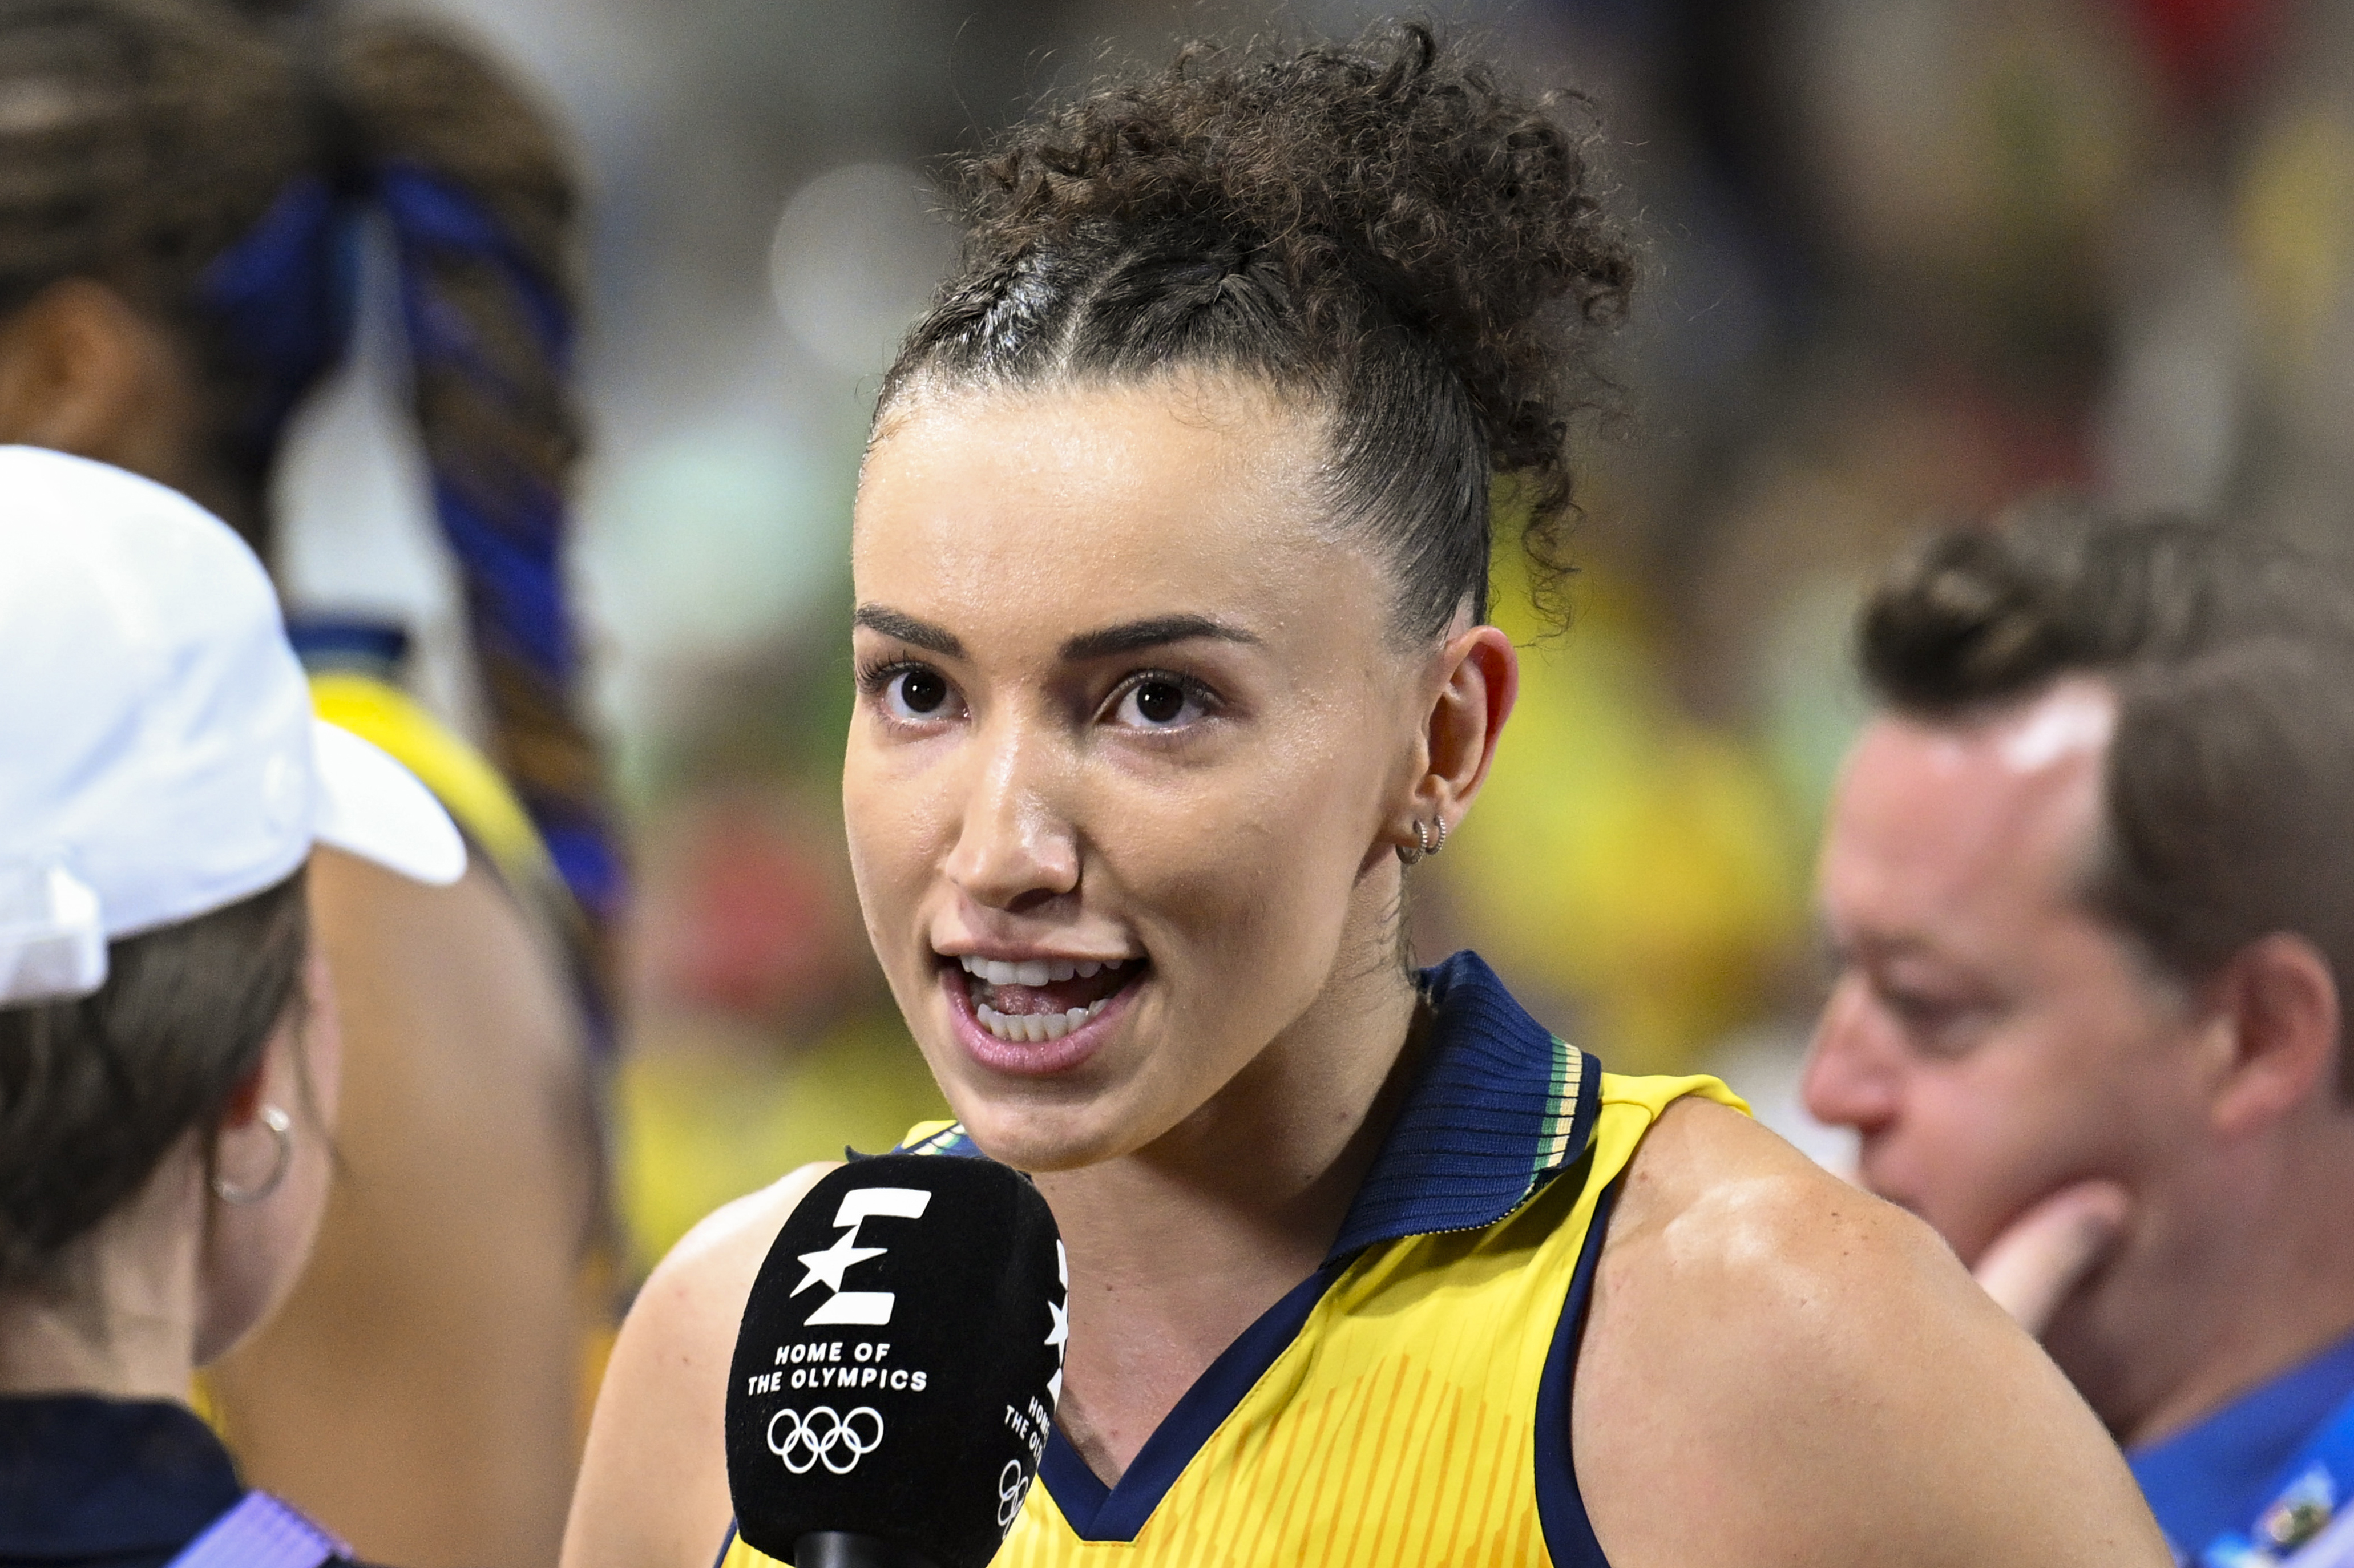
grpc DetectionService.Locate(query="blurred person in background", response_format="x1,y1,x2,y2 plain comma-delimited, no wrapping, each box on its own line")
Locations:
613,635,944,1271
570,27,2167,1568
0,448,466,1567
0,1,618,1561
1806,507,2354,1565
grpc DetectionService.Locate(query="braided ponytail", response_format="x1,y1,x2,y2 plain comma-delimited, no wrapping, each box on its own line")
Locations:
333,21,621,933
0,0,619,989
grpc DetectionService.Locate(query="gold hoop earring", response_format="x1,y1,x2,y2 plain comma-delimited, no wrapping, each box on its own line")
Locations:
212,1104,293,1206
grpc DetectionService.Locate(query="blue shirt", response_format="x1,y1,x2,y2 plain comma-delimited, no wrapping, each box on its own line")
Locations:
0,1395,240,1568
0,1394,374,1568
2129,1331,2354,1555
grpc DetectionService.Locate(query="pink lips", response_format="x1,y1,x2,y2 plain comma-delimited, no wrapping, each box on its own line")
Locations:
940,963,1138,1078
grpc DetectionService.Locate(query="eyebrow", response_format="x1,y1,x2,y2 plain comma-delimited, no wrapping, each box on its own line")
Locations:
851,607,1261,664
853,605,964,658
1059,615,1261,662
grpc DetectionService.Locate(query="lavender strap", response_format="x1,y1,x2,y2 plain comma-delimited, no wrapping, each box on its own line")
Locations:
167,1490,348,1568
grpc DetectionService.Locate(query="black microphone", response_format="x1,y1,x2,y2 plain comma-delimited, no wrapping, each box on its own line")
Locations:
725,1154,1068,1568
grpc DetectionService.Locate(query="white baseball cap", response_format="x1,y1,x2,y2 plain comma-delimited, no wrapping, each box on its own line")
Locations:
0,446,466,1005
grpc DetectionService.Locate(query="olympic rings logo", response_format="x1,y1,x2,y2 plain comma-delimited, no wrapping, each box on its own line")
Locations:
996,1459,1031,1528
766,1405,885,1475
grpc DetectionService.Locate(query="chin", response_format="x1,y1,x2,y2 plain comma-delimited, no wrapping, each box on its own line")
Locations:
942,1076,1167,1174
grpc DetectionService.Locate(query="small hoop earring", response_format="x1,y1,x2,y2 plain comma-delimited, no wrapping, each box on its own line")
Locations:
1397,817,1447,867
212,1104,293,1206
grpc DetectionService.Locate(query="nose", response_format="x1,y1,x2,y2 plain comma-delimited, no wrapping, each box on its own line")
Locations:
942,715,1080,916
1802,974,1903,1138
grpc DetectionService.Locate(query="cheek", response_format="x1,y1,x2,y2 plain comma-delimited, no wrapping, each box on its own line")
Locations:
842,735,945,937
1896,1045,2137,1258
1105,714,1389,982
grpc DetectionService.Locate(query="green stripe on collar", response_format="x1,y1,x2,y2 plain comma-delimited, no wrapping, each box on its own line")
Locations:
1325,951,1599,1261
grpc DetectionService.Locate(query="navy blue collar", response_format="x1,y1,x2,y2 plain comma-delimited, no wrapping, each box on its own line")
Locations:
285,616,412,681
903,949,1599,1258
1325,949,1596,1260
0,1393,244,1561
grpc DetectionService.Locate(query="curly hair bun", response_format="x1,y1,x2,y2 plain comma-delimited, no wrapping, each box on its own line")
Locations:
886,22,1635,637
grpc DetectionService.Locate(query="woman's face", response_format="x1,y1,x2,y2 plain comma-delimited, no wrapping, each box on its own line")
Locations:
846,375,1430,1171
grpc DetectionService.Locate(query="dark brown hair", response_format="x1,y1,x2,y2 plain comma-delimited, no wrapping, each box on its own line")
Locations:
0,871,308,1296
879,22,1634,640
1862,506,2354,1088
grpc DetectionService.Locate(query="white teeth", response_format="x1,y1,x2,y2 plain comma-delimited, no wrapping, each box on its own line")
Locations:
975,996,1113,1044
955,955,1129,985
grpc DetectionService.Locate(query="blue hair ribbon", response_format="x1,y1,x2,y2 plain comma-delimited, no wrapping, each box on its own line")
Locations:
196,160,624,957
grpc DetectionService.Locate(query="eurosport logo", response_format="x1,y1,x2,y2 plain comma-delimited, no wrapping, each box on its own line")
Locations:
766,1405,885,1475
792,1186,931,1327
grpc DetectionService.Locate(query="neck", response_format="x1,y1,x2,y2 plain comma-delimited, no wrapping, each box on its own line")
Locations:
2060,1120,2354,1448
0,1150,205,1405
1038,924,1425,1481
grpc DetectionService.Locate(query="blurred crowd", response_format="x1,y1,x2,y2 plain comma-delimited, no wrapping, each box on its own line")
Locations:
268,0,2354,1264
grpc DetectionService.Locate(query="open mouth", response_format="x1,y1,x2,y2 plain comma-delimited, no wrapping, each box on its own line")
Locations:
952,955,1145,1043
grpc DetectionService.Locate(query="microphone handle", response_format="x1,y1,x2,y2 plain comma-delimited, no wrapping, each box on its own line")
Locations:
792,1531,942,1568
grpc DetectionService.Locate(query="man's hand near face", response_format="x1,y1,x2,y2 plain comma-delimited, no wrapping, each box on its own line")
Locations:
1972,1179,2131,1337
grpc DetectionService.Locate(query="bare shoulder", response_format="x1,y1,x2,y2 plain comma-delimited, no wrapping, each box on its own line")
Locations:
1574,1098,2167,1568
1608,1096,1928,1290
560,1162,837,1568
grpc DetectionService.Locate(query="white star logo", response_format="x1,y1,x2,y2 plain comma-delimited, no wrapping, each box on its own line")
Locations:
1045,1296,1068,1356
793,1230,887,1296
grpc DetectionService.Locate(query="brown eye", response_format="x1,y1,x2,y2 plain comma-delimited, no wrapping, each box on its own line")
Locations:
1133,680,1184,724
887,668,952,719
1112,674,1206,730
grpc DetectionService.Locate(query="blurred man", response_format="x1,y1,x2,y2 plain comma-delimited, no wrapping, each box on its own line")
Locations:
1803,508,2354,1566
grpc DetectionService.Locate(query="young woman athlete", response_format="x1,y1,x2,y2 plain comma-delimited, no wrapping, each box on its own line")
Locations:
0,3,615,1561
568,28,2172,1567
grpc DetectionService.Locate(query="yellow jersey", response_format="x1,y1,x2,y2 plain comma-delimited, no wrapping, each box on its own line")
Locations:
719,952,1745,1567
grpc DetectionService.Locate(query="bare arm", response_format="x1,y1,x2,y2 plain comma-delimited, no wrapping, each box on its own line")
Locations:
562,1161,836,1568
204,850,600,1568
1575,1100,2169,1568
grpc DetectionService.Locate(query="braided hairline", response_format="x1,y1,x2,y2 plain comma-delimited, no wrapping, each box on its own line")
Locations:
0,0,305,323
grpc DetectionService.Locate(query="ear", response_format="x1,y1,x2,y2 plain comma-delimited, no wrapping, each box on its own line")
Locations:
0,277,189,467
215,947,342,1138
2204,932,2343,1139
1393,623,1519,851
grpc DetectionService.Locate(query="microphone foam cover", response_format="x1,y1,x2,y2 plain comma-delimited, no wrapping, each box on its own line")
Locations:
725,1155,1067,1568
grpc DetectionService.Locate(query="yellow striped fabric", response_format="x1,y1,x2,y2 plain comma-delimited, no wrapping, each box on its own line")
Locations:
722,1072,1742,1568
